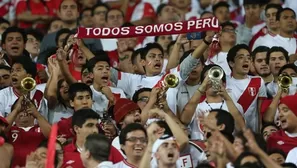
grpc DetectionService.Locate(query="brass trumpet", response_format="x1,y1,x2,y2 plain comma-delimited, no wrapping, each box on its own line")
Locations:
278,74,292,93
157,74,179,109
208,66,224,92
20,77,36,111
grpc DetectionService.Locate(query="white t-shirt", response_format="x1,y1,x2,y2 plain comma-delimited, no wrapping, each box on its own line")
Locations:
190,100,244,140
256,34,297,55
205,52,231,76
226,75,267,132
48,104,73,124
0,87,48,120
286,147,297,166
90,85,126,116
252,33,275,50
266,81,297,97
113,160,136,168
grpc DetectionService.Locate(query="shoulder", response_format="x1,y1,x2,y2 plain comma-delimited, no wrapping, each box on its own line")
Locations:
0,87,12,95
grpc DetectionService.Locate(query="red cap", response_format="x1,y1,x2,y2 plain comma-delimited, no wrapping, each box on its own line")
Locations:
113,98,140,124
0,116,8,127
279,95,297,117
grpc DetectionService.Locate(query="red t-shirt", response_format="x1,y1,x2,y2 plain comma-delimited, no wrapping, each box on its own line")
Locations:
57,117,74,140
8,125,46,167
267,130,297,154
62,140,84,168
16,0,54,29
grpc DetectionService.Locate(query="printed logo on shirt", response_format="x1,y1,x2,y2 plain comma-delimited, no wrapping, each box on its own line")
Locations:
66,160,75,164
248,87,256,97
277,141,285,145
179,154,193,168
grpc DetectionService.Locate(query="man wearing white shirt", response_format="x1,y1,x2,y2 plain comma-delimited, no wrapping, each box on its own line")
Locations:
265,47,289,97
205,22,236,76
226,44,267,133
286,147,297,166
256,8,297,55
80,134,113,168
0,56,48,119
180,64,245,140
87,56,126,115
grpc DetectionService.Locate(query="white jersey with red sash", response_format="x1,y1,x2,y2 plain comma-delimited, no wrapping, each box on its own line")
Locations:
0,87,48,119
114,160,137,168
226,75,267,132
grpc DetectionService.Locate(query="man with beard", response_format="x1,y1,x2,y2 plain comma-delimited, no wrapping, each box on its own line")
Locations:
62,108,100,168
265,47,289,97
251,46,273,83
0,116,13,168
109,98,142,163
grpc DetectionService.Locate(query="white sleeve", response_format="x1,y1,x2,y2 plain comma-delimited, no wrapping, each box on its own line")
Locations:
285,147,297,166
0,91,6,117
252,37,263,51
117,72,140,98
259,78,267,98
234,102,244,115
119,88,126,98
38,98,49,121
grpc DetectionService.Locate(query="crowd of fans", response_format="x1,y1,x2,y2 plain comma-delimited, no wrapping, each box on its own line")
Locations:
0,0,297,167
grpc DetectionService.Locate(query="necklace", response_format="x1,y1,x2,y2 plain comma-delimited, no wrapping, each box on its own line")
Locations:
205,100,224,110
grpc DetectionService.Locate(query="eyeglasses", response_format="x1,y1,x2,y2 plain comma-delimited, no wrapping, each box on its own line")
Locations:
137,97,149,103
126,137,148,143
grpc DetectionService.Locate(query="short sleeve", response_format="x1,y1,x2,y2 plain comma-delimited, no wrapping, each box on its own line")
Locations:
285,147,297,165
117,72,141,98
259,78,267,99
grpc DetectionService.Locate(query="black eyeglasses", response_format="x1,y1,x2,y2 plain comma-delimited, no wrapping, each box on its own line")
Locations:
126,137,148,143
137,97,149,103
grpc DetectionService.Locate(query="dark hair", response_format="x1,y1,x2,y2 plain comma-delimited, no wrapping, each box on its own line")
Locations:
276,7,296,21
105,8,124,22
200,11,213,18
87,51,110,72
80,7,92,20
179,49,205,66
234,131,248,151
278,63,297,76
266,46,289,64
25,28,44,42
234,151,263,168
62,31,76,48
221,21,236,30
265,4,282,14
281,163,297,168
251,46,270,61
1,27,27,45
72,108,100,128
85,134,110,162
0,17,10,26
0,65,11,71
92,3,110,16
121,22,135,27
267,148,286,158
210,109,234,135
59,0,79,11
12,56,37,78
119,123,147,145
261,122,278,134
141,43,164,60
37,140,60,168
166,41,176,55
156,120,173,136
200,64,226,83
47,18,62,32
212,1,230,13
55,28,71,45
68,83,93,101
131,48,143,65
156,4,168,16
227,44,250,64
196,161,215,168
132,87,152,103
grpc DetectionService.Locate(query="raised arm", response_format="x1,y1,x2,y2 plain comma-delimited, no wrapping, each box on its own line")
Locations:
44,57,60,109
263,89,282,123
56,47,77,85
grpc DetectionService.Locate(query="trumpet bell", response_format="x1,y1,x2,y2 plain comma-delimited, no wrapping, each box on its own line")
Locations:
208,66,223,80
164,74,179,88
278,74,292,89
21,77,36,92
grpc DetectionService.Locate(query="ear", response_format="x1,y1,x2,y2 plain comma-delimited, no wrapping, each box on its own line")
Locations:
228,61,235,69
70,100,74,107
85,150,91,159
140,59,146,67
154,153,160,159
73,125,80,134
218,124,225,131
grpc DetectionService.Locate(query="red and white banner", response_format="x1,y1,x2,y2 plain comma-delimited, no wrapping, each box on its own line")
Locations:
77,17,220,39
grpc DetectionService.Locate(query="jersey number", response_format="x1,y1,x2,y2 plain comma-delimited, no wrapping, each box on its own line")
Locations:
12,133,18,142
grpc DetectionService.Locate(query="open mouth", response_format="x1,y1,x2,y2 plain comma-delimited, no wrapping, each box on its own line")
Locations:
134,147,143,152
11,46,19,52
168,153,174,158
101,76,109,82
134,119,141,123
242,64,249,69
11,77,18,84
154,63,161,69
86,79,93,85
78,55,84,60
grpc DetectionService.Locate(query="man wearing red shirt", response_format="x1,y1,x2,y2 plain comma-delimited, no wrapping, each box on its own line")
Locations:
267,94,297,154
62,108,100,168
57,83,93,140
5,96,51,167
